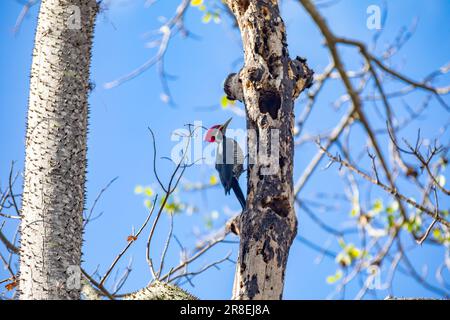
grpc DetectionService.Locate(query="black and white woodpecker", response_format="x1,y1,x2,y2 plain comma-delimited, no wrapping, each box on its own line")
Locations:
205,118,246,210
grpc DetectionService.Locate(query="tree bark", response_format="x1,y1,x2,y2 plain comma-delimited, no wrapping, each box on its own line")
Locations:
123,281,198,300
19,0,98,299
224,0,313,299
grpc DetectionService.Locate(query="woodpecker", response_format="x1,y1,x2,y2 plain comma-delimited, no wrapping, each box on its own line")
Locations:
205,118,246,210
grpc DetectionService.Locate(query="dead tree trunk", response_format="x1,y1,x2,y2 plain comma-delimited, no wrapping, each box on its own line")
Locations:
224,0,313,299
19,0,98,299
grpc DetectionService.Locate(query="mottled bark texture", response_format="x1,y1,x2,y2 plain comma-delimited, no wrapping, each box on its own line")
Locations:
124,281,198,300
224,0,313,299
19,0,98,299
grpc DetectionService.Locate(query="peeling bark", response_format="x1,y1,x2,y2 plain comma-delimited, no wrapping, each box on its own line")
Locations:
224,0,313,300
19,0,98,299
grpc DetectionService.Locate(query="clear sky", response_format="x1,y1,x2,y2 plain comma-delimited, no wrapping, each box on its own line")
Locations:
1,0,449,299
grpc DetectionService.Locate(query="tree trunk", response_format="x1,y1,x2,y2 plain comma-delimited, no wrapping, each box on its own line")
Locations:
224,0,313,299
19,0,98,299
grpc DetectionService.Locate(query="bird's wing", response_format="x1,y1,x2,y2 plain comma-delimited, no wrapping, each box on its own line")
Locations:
216,139,234,194
216,162,234,194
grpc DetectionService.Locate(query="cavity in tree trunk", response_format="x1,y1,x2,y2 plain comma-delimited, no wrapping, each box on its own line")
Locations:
224,0,313,299
19,0,98,299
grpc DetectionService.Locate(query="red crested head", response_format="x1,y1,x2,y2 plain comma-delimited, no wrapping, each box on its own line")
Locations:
205,125,222,143
204,118,232,143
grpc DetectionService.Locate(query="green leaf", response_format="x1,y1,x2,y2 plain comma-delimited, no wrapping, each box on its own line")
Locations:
220,95,232,108
209,175,218,185
347,246,362,259
144,187,154,197
164,200,183,215
144,199,152,208
326,270,343,284
160,194,168,206
350,197,360,217
386,201,399,214
372,199,383,214
433,228,441,240
335,242,361,267
190,0,203,6
213,13,221,24
202,12,212,23
403,215,422,233
387,214,395,228
350,207,359,217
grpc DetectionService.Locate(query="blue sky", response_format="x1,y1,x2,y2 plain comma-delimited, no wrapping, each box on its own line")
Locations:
1,0,449,299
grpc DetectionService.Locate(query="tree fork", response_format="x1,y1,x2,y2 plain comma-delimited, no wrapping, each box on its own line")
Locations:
224,0,313,299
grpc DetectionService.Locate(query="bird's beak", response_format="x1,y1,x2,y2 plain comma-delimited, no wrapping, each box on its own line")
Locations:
221,117,232,133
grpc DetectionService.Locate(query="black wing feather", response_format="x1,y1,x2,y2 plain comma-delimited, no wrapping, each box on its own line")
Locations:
216,162,234,194
216,136,246,209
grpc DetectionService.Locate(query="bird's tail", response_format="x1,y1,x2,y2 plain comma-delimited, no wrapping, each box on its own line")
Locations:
231,177,246,210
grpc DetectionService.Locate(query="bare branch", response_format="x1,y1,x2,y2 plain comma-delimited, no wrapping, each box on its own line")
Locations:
318,142,450,228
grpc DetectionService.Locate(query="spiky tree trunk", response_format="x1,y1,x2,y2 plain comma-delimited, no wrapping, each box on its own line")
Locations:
224,0,313,299
19,0,98,299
